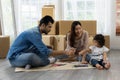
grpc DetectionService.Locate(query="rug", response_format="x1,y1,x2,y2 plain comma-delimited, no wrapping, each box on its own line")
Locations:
15,62,95,72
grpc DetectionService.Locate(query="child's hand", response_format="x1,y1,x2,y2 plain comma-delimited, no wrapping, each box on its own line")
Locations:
103,60,107,64
103,60,111,69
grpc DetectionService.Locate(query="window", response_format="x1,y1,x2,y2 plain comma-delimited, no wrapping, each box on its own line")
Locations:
0,0,15,43
0,0,55,44
15,0,55,35
63,0,96,20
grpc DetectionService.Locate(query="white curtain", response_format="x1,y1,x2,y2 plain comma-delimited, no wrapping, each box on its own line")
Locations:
0,0,16,43
96,0,111,35
62,0,112,35
0,0,56,44
13,0,56,35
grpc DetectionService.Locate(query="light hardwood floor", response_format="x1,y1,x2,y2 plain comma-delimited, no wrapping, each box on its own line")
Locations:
0,50,120,80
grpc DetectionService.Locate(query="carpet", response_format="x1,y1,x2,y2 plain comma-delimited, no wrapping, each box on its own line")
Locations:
15,62,95,72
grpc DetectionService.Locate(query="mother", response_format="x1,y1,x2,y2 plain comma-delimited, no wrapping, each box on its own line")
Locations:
65,21,89,63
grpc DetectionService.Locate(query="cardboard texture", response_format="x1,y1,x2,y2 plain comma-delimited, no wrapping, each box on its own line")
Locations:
104,35,110,49
42,35,66,50
53,35,66,50
88,36,94,47
42,5,55,19
57,20,96,35
48,21,57,35
0,36,10,58
42,35,54,49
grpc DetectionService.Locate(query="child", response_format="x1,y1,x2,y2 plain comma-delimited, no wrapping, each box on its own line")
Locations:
80,34,111,70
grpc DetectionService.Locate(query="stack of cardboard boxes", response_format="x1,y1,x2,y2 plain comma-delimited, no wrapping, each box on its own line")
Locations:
42,5,55,19
42,21,110,50
57,20,96,35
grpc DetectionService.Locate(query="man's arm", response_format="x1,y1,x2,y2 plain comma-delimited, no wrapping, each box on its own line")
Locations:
49,50,67,56
26,31,52,56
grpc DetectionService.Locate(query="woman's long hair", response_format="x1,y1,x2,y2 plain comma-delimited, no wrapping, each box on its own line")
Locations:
69,21,82,47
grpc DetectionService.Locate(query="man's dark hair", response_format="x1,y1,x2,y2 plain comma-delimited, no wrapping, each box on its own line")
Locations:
93,34,105,47
39,15,54,26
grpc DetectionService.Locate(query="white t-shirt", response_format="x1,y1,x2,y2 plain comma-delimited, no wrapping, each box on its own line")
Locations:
89,46,109,61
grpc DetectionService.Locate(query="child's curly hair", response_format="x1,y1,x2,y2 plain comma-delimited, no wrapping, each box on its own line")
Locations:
93,34,105,47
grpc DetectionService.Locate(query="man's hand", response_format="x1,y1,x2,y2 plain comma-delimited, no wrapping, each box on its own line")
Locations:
65,48,76,57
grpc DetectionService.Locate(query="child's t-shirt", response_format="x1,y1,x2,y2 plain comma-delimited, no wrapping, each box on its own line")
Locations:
89,46,109,61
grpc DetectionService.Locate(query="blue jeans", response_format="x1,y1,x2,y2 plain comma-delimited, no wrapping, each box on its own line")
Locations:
85,54,105,67
90,59,105,67
55,54,69,59
55,54,83,61
76,54,92,61
9,53,50,67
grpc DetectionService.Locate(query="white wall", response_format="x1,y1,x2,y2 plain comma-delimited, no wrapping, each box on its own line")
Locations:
110,0,120,49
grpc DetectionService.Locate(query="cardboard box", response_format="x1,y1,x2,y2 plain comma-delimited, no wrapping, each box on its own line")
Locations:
52,35,110,51
57,20,96,35
48,21,57,35
42,5,55,19
56,21,72,35
81,21,96,36
104,35,110,49
0,36,10,58
53,35,66,50
42,35,54,49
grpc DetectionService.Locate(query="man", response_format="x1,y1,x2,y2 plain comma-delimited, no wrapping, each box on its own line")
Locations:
7,15,74,69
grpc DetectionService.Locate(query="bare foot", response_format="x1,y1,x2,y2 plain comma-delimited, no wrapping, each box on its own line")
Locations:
104,62,111,69
81,61,88,64
96,64,103,70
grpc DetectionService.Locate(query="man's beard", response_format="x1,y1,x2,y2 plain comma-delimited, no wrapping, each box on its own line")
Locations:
42,30,48,34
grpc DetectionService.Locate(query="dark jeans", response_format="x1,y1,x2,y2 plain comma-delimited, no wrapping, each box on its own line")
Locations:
91,59,105,67
55,54,82,61
55,54,69,59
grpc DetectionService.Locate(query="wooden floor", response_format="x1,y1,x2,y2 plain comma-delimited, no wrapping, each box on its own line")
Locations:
0,50,120,80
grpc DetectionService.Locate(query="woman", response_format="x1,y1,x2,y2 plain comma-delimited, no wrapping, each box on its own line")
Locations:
65,21,89,63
